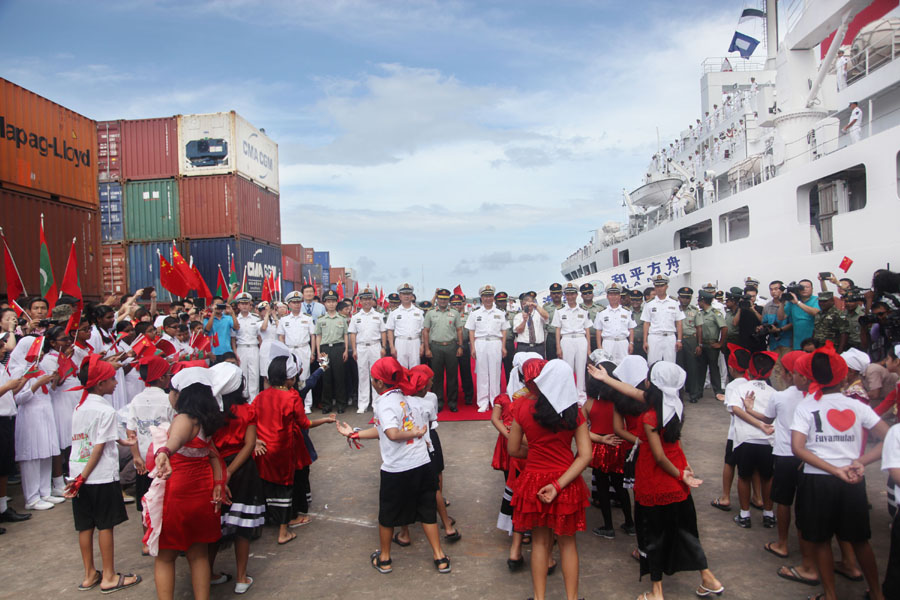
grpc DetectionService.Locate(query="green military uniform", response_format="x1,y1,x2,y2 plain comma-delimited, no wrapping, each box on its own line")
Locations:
845,304,865,349
580,301,602,351
695,302,727,396
424,297,462,410
676,288,701,402
813,304,850,349
543,284,564,360
630,290,646,358
316,293,349,412
724,309,739,345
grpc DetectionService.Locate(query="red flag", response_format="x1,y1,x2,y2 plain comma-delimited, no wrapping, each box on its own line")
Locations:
158,251,190,297
64,306,81,336
171,243,197,291
57,352,77,383
215,265,228,299
353,281,359,297
211,332,220,348
39,216,58,310
453,284,464,297
154,338,178,358
60,238,83,311
313,280,319,298
1,228,27,303
24,335,43,363
839,256,853,272
261,273,272,302
336,278,344,301
131,334,157,359
378,287,385,306
10,299,27,318
191,333,211,353
193,263,213,305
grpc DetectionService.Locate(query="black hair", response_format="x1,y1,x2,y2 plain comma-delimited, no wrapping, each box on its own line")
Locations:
751,352,776,379
119,294,130,307
190,321,203,331
170,300,184,308
873,270,900,296
769,280,784,287
175,383,224,436
222,383,247,420
177,323,188,332
162,316,178,328
300,284,314,293
43,325,68,352
134,321,154,337
77,361,90,387
732,347,752,371
26,297,48,310
800,337,820,349
873,301,891,313
743,286,758,294
268,356,290,386
889,344,899,360
217,351,237,363
585,361,621,401
336,300,352,312
533,391,579,432
810,353,835,384
839,278,855,287
86,303,114,325
799,278,813,287
115,320,133,334
134,307,150,320
211,296,224,303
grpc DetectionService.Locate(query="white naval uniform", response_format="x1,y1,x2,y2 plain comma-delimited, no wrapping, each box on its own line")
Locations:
836,54,849,91
848,105,863,144
235,313,262,399
277,312,316,409
594,306,636,364
465,307,510,411
258,317,279,381
349,308,385,412
551,304,591,403
386,305,424,369
640,296,685,365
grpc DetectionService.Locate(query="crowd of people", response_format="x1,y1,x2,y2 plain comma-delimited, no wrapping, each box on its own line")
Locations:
1,266,900,600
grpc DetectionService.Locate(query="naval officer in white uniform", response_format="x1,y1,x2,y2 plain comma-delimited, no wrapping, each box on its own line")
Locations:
465,285,509,412
594,283,636,364
348,287,386,412
234,292,262,399
386,283,425,368
641,274,685,365
278,290,317,409
551,283,592,403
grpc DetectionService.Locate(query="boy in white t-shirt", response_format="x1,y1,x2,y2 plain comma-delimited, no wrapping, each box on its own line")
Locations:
791,346,889,600
880,421,900,598
64,355,142,594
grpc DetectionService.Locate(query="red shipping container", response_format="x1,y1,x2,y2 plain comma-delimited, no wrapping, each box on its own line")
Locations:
330,267,345,286
100,242,127,295
0,78,98,208
121,117,178,181
97,120,122,183
282,255,298,282
179,174,281,245
0,189,102,302
281,243,304,263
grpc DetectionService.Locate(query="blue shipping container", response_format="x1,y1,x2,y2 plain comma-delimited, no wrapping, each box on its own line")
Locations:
300,264,322,286
126,240,190,304
99,183,124,242
282,280,294,295
189,237,282,299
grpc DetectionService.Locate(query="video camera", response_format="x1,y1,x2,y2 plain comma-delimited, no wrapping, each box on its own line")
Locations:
781,282,804,303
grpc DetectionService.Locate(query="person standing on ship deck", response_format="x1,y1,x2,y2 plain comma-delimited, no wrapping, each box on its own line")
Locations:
835,49,849,91
843,101,863,145
552,284,592,404
465,286,509,412
641,275,685,366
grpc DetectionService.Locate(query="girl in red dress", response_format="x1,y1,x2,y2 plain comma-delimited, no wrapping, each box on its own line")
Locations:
151,369,226,600
588,361,723,600
508,359,591,600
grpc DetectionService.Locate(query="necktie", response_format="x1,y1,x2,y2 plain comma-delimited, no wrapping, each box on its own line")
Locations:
527,314,535,344
305,304,312,316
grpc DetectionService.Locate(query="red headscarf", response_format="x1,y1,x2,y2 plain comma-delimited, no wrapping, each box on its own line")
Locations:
139,356,170,386
370,357,408,390
780,350,807,374
171,359,209,374
67,354,116,407
727,344,751,374
522,358,548,393
402,365,434,396
797,341,848,400
749,351,778,380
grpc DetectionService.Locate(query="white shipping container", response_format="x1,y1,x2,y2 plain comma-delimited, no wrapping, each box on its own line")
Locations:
177,111,279,193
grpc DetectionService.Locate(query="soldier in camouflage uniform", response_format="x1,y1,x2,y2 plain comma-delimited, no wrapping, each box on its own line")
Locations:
580,283,602,353
813,291,849,352
843,293,866,350
543,283,564,360
677,287,701,402
629,289,646,358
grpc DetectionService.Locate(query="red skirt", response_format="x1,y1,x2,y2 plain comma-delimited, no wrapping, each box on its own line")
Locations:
590,442,627,473
159,453,222,551
492,434,510,472
511,469,589,536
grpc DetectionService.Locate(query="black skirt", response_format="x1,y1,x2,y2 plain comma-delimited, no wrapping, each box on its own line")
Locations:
220,454,265,540
429,428,444,474
635,496,708,582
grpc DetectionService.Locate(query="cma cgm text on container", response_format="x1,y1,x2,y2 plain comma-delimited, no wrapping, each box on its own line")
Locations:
177,112,279,193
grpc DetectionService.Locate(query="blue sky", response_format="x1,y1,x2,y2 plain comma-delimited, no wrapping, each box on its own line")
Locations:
1,0,743,295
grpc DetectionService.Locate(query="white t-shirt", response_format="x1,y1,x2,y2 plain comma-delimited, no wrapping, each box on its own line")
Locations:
723,377,748,441
69,394,121,484
726,379,775,448
373,388,430,473
763,386,805,457
791,392,881,475
125,386,176,459
880,424,900,513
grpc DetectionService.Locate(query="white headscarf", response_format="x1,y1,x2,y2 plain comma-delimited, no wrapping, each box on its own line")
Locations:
650,362,686,426
533,359,579,415
170,367,218,409
613,355,649,387
589,348,615,367
208,362,244,409
6,336,39,379
841,348,870,374
506,352,543,398
268,341,301,380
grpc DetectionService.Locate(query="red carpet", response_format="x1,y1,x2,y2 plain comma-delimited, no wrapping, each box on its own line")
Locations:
434,357,508,422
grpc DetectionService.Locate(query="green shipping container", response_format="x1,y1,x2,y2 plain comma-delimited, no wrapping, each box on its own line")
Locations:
124,179,180,241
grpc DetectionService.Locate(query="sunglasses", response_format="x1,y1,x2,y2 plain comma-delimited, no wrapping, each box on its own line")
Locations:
874,312,888,317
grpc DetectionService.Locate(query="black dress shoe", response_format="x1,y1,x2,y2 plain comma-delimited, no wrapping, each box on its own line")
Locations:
0,507,32,522
450,407,458,413
321,408,329,414
337,407,345,414
0,526,6,535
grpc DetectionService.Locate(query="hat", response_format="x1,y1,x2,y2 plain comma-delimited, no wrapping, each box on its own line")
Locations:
65,353,117,407
677,286,693,298
436,289,451,299
841,348,870,373
507,352,543,397
527,290,537,298
518,292,529,301
51,304,73,321
285,291,303,302
780,350,806,374
450,294,464,303
549,283,563,292
728,286,744,297
701,282,716,292
235,292,252,302
419,301,433,310
495,291,508,301
358,287,374,299
322,290,338,301
698,290,714,302
744,277,760,288
727,344,751,373
652,274,669,286
256,301,269,310
749,351,778,380
797,341,848,400
388,293,400,303
371,357,408,390
268,341,303,380
479,285,495,297
139,356,170,386
613,355,649,387
170,367,213,393
397,283,414,294
534,360,579,414
714,290,724,299
629,289,643,299
563,283,578,294
819,291,834,301
650,362,686,426
209,362,244,407
606,283,622,294
579,283,594,293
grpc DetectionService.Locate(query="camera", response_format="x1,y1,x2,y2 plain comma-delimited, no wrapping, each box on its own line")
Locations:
819,272,833,280
752,323,777,343
782,281,803,302
215,303,227,310
738,294,753,310
178,312,190,322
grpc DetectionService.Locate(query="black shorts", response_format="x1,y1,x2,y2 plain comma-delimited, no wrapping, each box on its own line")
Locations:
0,417,15,477
72,481,128,532
733,442,774,480
378,463,438,528
723,439,735,467
428,429,444,474
770,455,803,506
796,473,870,543
133,473,152,512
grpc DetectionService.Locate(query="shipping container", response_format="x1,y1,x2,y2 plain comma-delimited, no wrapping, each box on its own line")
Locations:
329,267,345,287
124,179,179,241
121,117,178,181
300,263,323,287
100,242,127,295
302,247,314,264
99,183,124,242
281,280,294,296
187,237,281,299
0,78,98,208
96,120,122,182
313,250,330,272
126,240,190,304
177,112,279,193
282,255,298,283
179,174,280,244
0,189,102,301
281,243,303,263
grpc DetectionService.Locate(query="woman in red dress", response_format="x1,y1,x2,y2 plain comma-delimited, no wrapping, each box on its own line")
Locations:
508,359,591,600
151,369,226,600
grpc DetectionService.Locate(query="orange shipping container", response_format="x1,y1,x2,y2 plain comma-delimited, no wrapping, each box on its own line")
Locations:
100,243,127,295
281,243,304,263
179,174,281,244
0,78,98,208
0,189,102,301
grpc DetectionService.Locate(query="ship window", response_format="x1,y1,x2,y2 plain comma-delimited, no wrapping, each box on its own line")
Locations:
590,262,598,274
719,206,749,243
804,164,866,253
619,250,630,264
675,220,712,250
564,274,573,281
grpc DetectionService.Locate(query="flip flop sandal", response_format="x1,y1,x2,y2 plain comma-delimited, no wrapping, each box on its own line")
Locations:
277,532,297,545
833,565,864,582
444,530,462,542
289,516,311,528
100,573,142,595
521,534,532,545
392,532,411,547
371,550,393,574
776,565,819,586
78,570,102,591
547,561,557,575
434,556,451,573
710,498,731,512
696,584,725,597
210,572,232,585
234,576,254,595
763,542,788,559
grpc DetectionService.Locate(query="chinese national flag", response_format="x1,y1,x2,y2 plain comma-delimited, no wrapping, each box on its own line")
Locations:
131,334,157,359
261,273,272,302
24,335,43,364
171,243,197,292
336,278,344,301
839,256,853,272
313,280,319,297
453,284,464,297
2,229,27,303
155,339,178,358
193,263,213,305
215,266,228,299
190,332,211,353
39,217,58,310
158,252,190,298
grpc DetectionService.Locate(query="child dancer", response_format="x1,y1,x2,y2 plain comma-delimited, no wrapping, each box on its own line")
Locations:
41,326,80,496
290,363,331,528
881,400,900,598
508,359,591,600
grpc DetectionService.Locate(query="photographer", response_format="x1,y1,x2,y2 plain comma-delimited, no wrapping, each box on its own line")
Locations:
23,297,50,336
203,293,240,362
731,286,764,352
861,301,892,360
513,292,549,358
776,279,820,350
812,291,849,352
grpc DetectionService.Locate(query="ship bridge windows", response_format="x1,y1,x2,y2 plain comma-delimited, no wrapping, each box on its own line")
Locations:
800,164,867,253
675,219,712,250
719,206,750,243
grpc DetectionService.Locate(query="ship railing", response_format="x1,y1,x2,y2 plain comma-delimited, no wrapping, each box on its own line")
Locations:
701,57,766,74
846,28,900,85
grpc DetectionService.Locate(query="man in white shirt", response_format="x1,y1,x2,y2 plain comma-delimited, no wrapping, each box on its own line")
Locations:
233,292,262,399
843,101,863,144
641,274,685,365
385,283,425,369
278,291,317,409
513,292,549,358
835,49,849,91
348,288,386,413
594,283,636,364
465,285,510,412
551,284,592,403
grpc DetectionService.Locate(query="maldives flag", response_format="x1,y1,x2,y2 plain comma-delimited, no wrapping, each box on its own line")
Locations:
39,216,58,310
192,261,213,305
1,228,27,303
215,265,228,299
229,254,239,287
158,251,190,298
60,238,83,309
171,242,197,292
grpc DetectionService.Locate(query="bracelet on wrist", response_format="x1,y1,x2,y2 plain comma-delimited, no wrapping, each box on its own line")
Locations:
155,446,172,457
551,480,562,494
